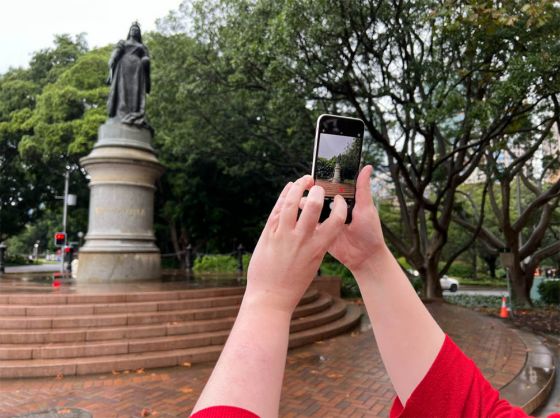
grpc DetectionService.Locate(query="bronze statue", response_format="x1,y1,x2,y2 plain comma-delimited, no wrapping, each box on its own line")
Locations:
107,22,151,128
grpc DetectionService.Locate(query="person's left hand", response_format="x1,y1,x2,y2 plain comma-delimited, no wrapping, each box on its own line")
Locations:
245,175,347,314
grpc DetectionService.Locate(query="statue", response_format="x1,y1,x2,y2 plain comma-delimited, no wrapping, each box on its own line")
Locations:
107,22,151,128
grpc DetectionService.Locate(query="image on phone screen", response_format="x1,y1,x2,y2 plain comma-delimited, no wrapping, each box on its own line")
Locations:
315,132,361,200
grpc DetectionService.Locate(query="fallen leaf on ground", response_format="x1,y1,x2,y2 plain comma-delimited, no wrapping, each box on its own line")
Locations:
310,370,320,375
136,368,145,374
112,370,120,375
314,341,325,345
327,372,343,379
351,331,360,337
140,408,152,416
55,373,64,380
123,370,130,374
58,409,72,414
180,387,194,394
182,362,192,368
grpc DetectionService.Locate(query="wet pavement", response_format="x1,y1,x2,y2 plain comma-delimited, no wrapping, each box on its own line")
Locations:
0,299,552,417
534,334,560,417
0,273,244,294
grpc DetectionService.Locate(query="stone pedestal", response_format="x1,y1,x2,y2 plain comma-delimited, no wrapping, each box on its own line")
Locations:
77,121,164,282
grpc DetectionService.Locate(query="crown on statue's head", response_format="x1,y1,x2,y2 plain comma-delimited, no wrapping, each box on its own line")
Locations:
131,21,141,30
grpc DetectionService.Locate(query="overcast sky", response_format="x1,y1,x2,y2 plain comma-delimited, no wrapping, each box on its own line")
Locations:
0,0,182,74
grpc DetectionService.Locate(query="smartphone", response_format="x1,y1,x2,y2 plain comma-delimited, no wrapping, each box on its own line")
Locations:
311,114,364,223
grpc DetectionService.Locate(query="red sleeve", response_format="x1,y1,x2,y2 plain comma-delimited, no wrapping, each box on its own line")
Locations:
190,406,259,418
390,335,539,418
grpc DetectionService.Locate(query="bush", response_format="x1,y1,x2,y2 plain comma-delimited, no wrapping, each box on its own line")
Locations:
4,254,29,266
320,258,360,298
444,261,473,278
193,254,251,274
411,278,423,293
538,280,560,305
496,268,507,279
444,294,503,308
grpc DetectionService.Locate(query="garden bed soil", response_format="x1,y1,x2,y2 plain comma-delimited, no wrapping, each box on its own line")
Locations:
475,306,560,335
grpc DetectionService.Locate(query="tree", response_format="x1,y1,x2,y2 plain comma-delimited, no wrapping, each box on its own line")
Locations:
147,21,318,256
455,119,560,306
0,35,106,250
179,0,560,298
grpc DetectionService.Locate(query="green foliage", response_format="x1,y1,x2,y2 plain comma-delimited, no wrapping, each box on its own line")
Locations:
148,25,316,251
320,257,360,298
397,257,412,270
445,261,473,279
0,35,104,248
459,278,507,287
193,254,251,273
193,255,237,273
444,294,504,308
538,280,560,305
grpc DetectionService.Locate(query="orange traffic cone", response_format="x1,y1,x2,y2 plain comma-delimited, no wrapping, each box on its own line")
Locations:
499,296,508,318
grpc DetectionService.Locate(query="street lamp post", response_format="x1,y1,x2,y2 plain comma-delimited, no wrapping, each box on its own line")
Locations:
56,169,77,273
33,242,39,264
0,242,6,275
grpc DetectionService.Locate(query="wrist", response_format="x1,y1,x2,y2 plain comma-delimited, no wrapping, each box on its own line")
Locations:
350,245,395,282
240,289,296,320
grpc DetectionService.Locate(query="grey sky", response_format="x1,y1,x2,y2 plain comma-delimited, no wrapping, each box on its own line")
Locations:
0,0,182,74
318,133,356,160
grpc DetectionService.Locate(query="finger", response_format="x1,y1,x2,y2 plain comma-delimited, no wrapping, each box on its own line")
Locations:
296,185,324,234
299,196,307,210
265,182,293,231
317,195,347,243
278,175,313,230
355,165,374,210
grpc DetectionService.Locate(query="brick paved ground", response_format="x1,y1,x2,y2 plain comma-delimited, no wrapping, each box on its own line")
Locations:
0,302,526,418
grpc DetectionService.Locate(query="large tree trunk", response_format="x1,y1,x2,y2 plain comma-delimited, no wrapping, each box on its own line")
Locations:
424,260,443,299
509,262,533,307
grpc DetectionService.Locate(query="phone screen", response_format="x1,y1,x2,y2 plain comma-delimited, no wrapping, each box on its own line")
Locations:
315,132,361,200
313,115,364,223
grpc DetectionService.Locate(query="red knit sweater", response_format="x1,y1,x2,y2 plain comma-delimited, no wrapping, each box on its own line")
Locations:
191,335,560,418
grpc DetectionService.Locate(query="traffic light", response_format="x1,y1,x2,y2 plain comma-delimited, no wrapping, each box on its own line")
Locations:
54,232,66,247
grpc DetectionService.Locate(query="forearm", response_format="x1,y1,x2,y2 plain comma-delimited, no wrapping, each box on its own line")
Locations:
353,246,445,405
191,295,291,418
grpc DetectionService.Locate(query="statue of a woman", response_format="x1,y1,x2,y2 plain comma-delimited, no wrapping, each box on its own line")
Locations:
107,22,151,128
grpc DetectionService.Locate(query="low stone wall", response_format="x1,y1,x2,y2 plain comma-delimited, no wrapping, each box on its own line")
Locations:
310,275,341,298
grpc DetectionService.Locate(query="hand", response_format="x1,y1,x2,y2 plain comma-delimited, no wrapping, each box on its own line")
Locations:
327,165,387,273
245,175,347,314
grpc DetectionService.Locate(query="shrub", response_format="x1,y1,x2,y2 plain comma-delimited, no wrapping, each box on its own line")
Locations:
445,261,473,278
320,258,360,298
444,294,503,308
538,280,560,305
496,268,507,279
193,254,251,273
411,278,423,293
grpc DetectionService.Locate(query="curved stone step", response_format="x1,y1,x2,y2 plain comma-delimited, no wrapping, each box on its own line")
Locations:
0,288,320,317
0,293,330,330
0,291,323,344
0,302,361,378
0,300,349,360
1,286,246,306
289,304,362,349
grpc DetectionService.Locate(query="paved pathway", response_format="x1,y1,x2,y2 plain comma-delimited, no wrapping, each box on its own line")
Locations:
0,302,530,418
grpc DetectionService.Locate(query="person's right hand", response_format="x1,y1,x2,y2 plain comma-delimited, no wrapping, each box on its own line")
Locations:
327,165,387,274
